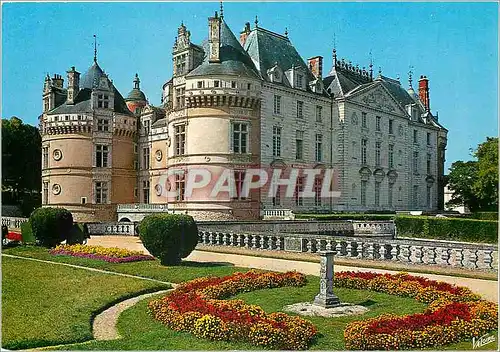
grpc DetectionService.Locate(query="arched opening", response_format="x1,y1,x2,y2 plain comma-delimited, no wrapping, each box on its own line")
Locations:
119,217,131,222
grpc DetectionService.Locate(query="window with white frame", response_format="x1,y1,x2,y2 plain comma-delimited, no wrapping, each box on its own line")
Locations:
96,145,109,167
43,181,49,204
175,174,185,201
273,95,282,115
174,124,186,155
232,122,248,153
272,126,281,157
295,130,304,160
315,134,323,162
95,181,108,204
296,101,304,118
97,94,109,108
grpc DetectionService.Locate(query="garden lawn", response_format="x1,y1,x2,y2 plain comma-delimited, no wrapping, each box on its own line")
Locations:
48,277,427,350
3,245,247,283
1,256,169,350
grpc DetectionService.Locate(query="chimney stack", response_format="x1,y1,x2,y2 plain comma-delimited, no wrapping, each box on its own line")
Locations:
51,74,64,89
308,56,323,79
66,66,80,105
240,22,251,47
418,75,430,111
208,12,221,63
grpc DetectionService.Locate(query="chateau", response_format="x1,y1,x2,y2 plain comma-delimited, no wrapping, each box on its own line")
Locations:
39,9,448,222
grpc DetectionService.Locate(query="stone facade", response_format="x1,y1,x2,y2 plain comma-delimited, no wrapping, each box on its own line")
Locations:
40,8,447,222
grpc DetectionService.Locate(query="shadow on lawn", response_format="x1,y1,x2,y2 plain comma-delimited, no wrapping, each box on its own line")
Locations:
359,299,377,307
180,260,234,267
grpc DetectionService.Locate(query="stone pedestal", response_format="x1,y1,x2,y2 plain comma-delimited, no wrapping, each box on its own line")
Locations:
313,251,341,308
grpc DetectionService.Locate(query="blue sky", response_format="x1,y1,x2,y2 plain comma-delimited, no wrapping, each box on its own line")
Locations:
2,2,498,170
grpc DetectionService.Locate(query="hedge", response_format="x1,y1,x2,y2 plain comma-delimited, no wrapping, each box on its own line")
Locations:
296,213,395,221
30,207,73,247
395,216,498,244
467,212,498,221
138,213,198,265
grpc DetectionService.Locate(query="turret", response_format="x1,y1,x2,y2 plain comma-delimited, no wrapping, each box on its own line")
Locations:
125,73,147,115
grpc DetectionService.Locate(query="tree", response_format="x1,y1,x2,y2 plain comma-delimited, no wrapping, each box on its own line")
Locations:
447,137,498,212
1,116,42,215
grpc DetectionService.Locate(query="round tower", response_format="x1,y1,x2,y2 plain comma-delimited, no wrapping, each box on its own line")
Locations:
125,74,147,115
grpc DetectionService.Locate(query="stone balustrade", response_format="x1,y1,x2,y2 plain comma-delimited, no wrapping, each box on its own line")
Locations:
262,209,295,220
197,230,498,271
117,204,168,212
87,222,136,236
2,216,29,229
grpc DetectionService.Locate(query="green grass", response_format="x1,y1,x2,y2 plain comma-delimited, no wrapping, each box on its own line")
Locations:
3,245,249,283
49,277,429,350
1,256,169,350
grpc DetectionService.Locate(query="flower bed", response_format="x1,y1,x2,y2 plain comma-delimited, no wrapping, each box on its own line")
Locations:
336,271,498,350
49,244,155,263
149,271,317,349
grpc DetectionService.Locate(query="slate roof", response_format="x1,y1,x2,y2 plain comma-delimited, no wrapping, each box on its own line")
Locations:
244,27,315,82
48,61,133,116
186,20,260,79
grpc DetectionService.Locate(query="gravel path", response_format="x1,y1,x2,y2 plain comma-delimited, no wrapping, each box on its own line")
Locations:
93,289,172,340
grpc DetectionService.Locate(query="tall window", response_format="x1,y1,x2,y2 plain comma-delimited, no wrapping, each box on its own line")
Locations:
232,122,248,153
413,185,419,207
296,101,303,118
389,119,394,134
142,147,150,169
315,134,323,162
42,147,49,169
175,174,185,201
295,177,304,206
96,145,109,167
233,170,246,200
375,141,381,166
361,139,367,165
316,106,322,122
43,181,49,205
375,181,381,207
376,116,381,131
426,153,432,174
427,186,432,208
361,180,367,206
413,130,418,144
413,151,419,173
314,177,322,206
174,124,186,155
143,180,150,203
97,119,109,132
427,132,431,146
272,126,281,157
296,74,303,88
388,183,393,207
273,95,281,114
175,88,185,108
272,185,281,206
362,112,367,128
295,130,304,160
388,144,394,169
95,181,108,204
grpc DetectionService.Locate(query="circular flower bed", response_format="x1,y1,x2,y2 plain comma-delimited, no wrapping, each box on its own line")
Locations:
148,271,317,349
335,271,498,350
49,244,155,263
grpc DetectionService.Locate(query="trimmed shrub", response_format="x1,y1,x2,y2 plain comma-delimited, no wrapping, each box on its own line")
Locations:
29,207,73,247
395,216,498,243
138,213,198,265
20,221,36,244
296,213,395,221
468,212,498,221
66,224,87,245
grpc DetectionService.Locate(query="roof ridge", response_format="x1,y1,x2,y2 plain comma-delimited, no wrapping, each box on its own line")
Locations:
253,26,289,41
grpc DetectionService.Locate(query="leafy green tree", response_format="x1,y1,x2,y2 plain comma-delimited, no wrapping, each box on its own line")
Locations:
1,116,42,215
473,137,498,210
447,137,498,211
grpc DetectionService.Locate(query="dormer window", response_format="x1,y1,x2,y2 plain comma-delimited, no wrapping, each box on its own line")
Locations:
231,81,237,88
247,83,251,90
295,74,303,88
197,81,203,89
97,94,109,108
213,80,220,88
